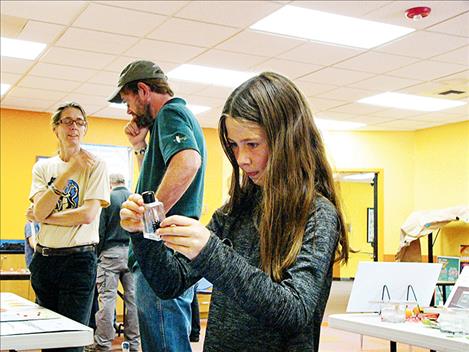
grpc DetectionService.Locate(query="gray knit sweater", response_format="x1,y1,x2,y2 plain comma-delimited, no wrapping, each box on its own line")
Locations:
132,196,340,351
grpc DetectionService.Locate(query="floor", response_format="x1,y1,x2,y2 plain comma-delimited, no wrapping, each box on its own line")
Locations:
109,280,427,352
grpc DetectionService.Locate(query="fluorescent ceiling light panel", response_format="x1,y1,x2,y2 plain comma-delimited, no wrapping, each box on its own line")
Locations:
1,83,11,96
188,104,210,115
110,103,126,110
1,37,46,60
358,92,467,112
315,118,366,131
250,5,415,49
168,64,257,88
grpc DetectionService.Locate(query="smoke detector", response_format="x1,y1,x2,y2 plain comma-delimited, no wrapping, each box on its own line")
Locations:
405,7,431,21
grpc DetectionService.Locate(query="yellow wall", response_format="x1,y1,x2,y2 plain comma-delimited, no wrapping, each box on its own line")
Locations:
339,181,374,277
414,121,469,257
324,120,469,260
0,108,223,241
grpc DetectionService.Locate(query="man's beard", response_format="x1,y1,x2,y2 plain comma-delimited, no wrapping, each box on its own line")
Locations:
135,104,154,128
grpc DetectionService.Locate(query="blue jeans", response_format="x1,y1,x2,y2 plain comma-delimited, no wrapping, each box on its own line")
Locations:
30,251,97,352
134,266,193,352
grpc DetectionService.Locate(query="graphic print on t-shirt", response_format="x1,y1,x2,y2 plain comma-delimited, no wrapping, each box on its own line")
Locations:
54,179,79,212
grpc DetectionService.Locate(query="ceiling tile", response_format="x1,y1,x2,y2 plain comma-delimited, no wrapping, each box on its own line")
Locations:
98,1,189,16
72,3,166,37
251,58,323,80
80,104,107,117
106,56,179,74
315,111,358,121
18,75,82,92
427,11,469,38
176,1,282,27
315,87,376,101
0,1,87,25
329,102,385,115
148,18,239,48
370,108,421,119
40,47,116,70
29,63,97,82
74,83,115,97
294,80,338,97
124,39,205,63
280,41,363,66
335,52,419,74
183,94,225,108
349,75,421,91
1,57,35,74
406,111,466,122
62,92,108,106
435,70,469,85
292,0,390,17
93,106,130,120
196,85,234,100
399,81,459,96
350,115,395,124
190,49,265,70
8,86,66,101
17,21,65,44
363,1,469,30
1,96,56,110
0,72,22,85
369,119,441,131
88,71,121,86
216,30,304,57
56,28,139,55
431,45,469,66
168,80,210,96
390,61,467,81
309,97,347,112
301,67,374,85
377,31,469,59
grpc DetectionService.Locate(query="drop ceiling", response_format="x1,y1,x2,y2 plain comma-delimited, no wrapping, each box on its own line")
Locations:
1,0,468,130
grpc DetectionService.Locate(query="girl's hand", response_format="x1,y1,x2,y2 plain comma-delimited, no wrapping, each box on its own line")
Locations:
120,193,145,233
158,215,211,260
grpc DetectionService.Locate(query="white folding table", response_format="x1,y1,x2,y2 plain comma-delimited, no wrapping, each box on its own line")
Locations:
0,292,93,350
328,313,469,352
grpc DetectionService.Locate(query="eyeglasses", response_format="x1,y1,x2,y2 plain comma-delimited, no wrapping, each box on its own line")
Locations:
59,118,87,127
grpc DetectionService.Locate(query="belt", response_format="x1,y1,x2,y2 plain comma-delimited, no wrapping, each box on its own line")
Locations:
36,244,96,256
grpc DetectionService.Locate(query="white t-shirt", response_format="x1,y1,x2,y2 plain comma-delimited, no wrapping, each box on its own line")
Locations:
29,155,110,248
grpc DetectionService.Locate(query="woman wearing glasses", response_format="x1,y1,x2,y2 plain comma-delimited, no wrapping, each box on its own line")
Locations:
27,102,109,350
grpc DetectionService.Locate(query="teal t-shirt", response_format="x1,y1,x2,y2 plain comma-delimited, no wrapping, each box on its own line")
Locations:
129,97,207,270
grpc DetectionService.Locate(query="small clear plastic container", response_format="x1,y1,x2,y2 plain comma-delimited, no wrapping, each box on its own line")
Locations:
141,191,165,241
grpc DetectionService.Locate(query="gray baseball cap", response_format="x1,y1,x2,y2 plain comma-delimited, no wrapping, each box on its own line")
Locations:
108,60,167,103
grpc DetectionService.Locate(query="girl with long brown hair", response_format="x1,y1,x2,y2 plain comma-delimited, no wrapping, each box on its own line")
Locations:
121,72,349,351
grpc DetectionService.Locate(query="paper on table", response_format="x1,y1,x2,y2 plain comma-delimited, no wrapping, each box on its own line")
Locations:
0,307,60,322
0,317,90,336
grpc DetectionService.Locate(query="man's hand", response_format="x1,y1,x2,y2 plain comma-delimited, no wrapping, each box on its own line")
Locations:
157,216,211,260
66,149,96,175
120,193,145,233
124,120,149,149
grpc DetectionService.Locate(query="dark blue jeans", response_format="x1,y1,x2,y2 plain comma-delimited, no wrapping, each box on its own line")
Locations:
30,251,97,352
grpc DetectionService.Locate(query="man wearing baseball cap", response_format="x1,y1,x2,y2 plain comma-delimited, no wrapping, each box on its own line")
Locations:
109,60,206,352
